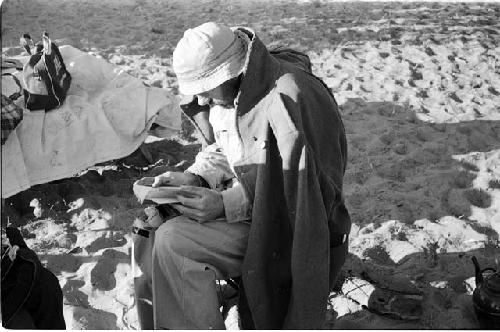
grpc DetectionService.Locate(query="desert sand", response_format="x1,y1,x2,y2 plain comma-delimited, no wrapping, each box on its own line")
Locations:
1,0,499,329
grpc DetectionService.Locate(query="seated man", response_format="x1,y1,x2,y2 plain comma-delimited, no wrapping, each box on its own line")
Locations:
135,22,351,329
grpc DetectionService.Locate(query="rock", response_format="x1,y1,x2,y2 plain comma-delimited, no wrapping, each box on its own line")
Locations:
393,142,408,155
367,288,423,320
446,189,471,217
361,264,423,295
150,79,163,88
150,27,165,34
70,307,119,330
380,132,395,145
463,188,491,208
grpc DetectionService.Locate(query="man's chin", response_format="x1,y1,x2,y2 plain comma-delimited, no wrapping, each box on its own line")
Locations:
210,100,233,108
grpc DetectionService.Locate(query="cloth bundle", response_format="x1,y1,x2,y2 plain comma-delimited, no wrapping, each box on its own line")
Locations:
1,45,181,198
1,94,23,145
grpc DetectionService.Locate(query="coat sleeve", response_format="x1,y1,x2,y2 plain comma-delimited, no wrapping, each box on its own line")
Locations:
267,82,346,328
187,143,253,222
185,143,235,190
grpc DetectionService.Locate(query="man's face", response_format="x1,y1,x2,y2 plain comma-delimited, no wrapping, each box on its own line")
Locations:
196,75,241,108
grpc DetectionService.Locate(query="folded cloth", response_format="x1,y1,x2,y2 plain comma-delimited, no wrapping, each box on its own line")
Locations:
1,46,181,198
1,57,24,70
1,94,24,145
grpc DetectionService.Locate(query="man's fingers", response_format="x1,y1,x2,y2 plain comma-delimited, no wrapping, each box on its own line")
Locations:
177,195,202,209
177,186,206,208
178,185,205,196
174,205,205,222
152,176,168,188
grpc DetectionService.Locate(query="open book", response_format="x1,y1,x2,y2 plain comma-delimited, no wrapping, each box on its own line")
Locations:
133,177,180,204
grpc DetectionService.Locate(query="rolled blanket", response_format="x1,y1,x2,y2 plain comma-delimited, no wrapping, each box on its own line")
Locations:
1,94,23,145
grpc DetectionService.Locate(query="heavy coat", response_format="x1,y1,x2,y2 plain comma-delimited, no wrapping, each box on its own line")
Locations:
183,28,351,329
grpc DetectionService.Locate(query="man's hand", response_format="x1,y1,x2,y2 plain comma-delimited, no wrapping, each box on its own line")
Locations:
150,171,199,187
174,186,224,222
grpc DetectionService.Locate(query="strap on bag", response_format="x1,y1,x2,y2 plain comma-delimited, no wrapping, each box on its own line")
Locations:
2,73,23,101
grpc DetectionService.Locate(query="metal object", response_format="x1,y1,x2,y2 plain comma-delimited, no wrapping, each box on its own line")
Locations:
471,256,500,329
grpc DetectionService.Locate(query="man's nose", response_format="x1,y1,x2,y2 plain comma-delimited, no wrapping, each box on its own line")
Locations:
196,94,211,106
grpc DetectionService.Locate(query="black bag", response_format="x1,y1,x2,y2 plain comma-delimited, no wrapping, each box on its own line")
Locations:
1,227,66,329
21,32,71,111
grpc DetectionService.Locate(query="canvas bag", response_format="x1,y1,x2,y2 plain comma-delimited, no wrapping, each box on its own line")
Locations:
21,33,71,111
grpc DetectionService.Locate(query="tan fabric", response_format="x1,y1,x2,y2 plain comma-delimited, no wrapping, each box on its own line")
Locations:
133,216,250,329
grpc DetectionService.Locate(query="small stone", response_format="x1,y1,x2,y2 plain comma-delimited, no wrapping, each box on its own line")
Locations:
393,142,407,155
379,132,395,145
367,288,423,320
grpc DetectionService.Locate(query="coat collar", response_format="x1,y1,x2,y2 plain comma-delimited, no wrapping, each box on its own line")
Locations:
234,27,280,116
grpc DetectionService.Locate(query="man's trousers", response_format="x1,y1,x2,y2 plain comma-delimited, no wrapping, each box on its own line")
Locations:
133,216,250,329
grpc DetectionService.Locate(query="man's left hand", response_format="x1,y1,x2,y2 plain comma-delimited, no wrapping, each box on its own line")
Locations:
175,186,224,222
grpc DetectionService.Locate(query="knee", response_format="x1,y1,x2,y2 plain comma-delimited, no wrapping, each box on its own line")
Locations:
153,217,187,257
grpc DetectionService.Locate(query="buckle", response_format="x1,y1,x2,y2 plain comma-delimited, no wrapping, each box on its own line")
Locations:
132,227,150,238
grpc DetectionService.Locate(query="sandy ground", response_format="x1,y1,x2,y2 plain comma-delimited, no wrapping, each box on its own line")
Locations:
1,0,500,329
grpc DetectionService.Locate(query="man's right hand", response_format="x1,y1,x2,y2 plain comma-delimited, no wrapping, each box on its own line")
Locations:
151,171,199,187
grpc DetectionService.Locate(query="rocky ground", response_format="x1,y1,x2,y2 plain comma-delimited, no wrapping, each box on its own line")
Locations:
2,0,500,329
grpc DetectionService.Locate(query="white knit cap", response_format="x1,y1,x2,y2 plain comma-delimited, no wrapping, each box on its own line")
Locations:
173,22,248,96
